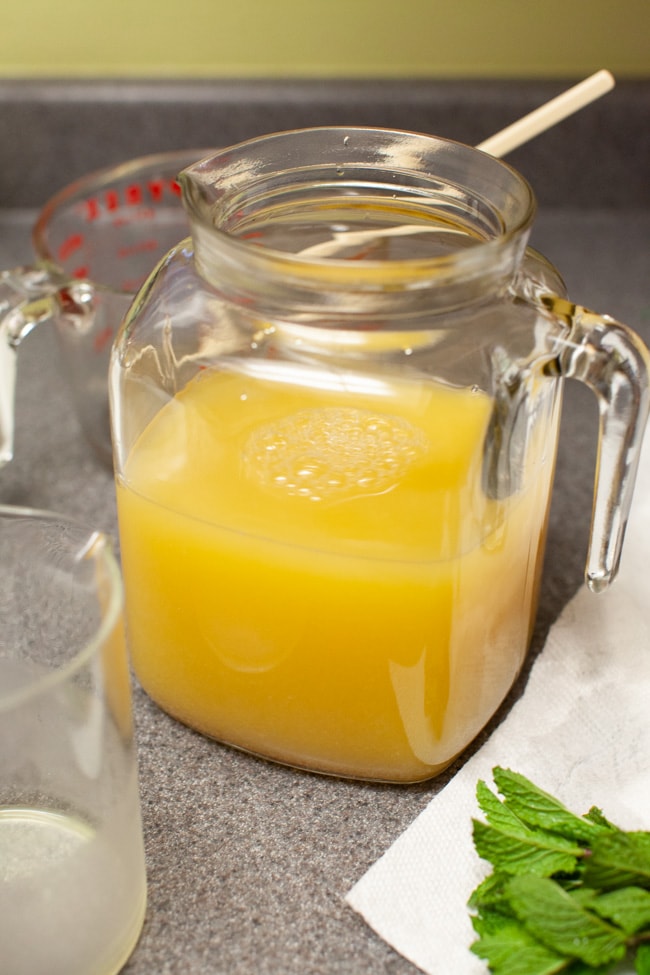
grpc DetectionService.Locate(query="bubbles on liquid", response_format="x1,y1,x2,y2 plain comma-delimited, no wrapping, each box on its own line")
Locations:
243,407,428,503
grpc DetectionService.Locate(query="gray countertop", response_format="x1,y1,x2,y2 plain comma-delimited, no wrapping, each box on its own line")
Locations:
0,79,649,975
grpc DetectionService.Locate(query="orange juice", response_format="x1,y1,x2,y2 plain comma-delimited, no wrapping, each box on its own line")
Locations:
116,365,552,782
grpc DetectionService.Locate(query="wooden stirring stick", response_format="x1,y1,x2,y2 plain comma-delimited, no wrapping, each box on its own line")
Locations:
299,72,616,258
476,69,615,157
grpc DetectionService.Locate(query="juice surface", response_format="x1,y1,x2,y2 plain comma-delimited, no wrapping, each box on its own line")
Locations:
116,364,551,781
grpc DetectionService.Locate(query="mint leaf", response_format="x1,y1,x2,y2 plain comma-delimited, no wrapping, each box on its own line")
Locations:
590,886,650,934
472,905,518,938
636,942,650,974
492,768,607,844
504,875,627,967
568,887,600,909
472,818,583,877
469,769,650,974
478,779,535,835
585,808,618,832
470,916,568,974
469,871,512,912
586,832,650,890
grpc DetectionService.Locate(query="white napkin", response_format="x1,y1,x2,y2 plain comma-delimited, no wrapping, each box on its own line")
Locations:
346,438,650,975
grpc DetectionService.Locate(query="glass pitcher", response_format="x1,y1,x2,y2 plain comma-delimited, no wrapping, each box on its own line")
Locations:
110,127,650,784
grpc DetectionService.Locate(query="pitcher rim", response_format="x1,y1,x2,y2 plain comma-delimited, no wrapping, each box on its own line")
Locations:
179,125,538,276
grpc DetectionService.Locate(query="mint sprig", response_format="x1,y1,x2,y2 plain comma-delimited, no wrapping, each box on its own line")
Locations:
469,768,650,974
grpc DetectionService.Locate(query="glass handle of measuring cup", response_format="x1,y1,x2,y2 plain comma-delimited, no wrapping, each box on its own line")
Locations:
0,266,61,465
544,295,650,593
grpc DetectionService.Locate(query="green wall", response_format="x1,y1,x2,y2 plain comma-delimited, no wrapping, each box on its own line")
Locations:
2,0,648,78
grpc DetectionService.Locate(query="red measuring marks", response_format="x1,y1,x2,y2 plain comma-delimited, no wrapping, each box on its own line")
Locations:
57,233,84,263
57,230,89,277
58,177,183,279
117,239,161,259
81,178,182,223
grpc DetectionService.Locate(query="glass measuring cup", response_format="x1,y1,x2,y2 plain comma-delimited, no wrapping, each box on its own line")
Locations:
0,149,211,467
110,127,650,783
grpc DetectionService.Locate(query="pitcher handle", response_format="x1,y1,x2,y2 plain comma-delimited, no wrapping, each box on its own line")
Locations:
0,267,65,466
543,295,650,593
